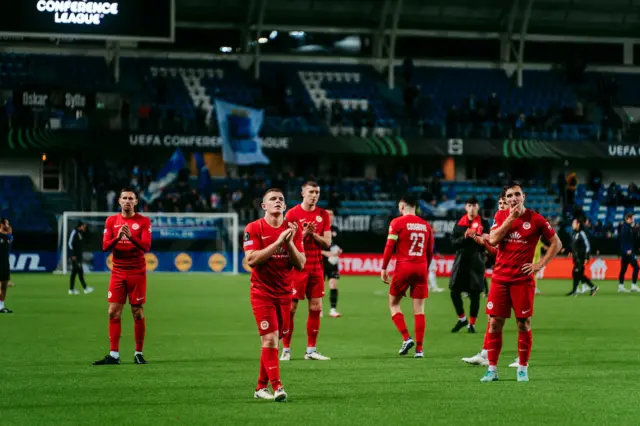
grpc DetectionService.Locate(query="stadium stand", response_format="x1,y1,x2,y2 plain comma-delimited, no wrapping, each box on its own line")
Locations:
0,176,52,232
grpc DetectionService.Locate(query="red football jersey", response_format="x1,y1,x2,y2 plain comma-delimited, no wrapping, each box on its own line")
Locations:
285,205,330,273
388,214,434,266
103,213,152,272
490,208,556,282
243,218,304,298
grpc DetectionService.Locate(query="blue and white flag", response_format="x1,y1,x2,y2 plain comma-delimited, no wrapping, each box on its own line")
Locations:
142,149,186,203
214,99,269,165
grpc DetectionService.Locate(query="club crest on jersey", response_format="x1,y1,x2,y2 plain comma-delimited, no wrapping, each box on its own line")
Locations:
260,321,269,330
472,223,478,229
132,223,140,230
523,222,531,230
487,301,493,309
316,216,323,222
244,232,250,241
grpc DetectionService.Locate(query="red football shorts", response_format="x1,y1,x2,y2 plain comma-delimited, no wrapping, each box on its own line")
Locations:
250,291,292,337
108,270,147,305
390,264,428,299
290,270,325,301
486,278,535,318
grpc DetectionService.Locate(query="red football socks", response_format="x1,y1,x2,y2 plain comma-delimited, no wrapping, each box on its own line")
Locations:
109,318,121,352
482,321,490,350
392,313,410,340
486,331,503,366
282,311,294,349
257,357,269,390
414,314,425,352
307,310,321,348
261,347,282,390
134,317,146,352
518,330,532,366
469,316,477,326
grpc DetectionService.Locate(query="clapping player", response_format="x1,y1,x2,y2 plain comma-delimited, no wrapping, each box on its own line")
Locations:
94,189,152,366
281,182,332,361
244,188,305,402
0,218,13,313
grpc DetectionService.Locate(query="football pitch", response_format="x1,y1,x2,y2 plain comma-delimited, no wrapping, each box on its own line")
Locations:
2,275,640,426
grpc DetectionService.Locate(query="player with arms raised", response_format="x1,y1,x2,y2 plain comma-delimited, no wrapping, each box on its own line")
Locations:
281,181,332,361
380,195,434,358
94,189,152,366
244,188,305,402
481,182,562,382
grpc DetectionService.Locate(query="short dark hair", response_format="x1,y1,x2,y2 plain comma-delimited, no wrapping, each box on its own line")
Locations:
302,181,319,189
503,181,524,193
499,190,506,200
119,188,138,199
400,194,418,208
0,217,7,226
574,217,585,229
625,213,634,221
465,197,479,205
263,188,284,199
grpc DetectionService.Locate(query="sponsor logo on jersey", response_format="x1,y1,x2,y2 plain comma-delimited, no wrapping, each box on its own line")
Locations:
509,232,522,240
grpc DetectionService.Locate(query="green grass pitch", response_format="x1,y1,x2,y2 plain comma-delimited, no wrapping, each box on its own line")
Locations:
1,274,640,426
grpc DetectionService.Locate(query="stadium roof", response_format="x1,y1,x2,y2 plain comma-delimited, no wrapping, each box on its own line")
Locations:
176,0,640,41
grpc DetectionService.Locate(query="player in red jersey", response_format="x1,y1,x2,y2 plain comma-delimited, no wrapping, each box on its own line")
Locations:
244,188,305,402
480,182,562,382
280,181,332,361
93,188,152,366
380,195,434,358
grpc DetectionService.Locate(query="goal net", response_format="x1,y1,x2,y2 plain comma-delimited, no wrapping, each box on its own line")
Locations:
57,212,240,274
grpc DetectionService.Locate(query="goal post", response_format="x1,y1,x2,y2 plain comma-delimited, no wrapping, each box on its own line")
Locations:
59,212,240,275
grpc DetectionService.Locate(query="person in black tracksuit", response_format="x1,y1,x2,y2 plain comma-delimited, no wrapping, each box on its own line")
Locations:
618,213,639,292
568,217,598,296
322,209,342,317
449,198,491,334
69,222,93,294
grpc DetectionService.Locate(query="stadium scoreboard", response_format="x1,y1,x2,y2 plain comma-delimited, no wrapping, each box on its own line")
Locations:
0,0,174,42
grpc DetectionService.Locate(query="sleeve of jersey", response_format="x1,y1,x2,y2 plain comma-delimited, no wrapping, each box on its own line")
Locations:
243,223,258,252
284,209,295,223
102,217,119,251
537,214,556,241
425,225,435,267
323,210,331,234
294,227,304,253
490,210,505,231
128,218,152,252
382,221,398,269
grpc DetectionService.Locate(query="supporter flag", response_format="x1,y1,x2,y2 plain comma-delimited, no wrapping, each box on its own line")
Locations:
142,149,186,203
214,99,269,165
